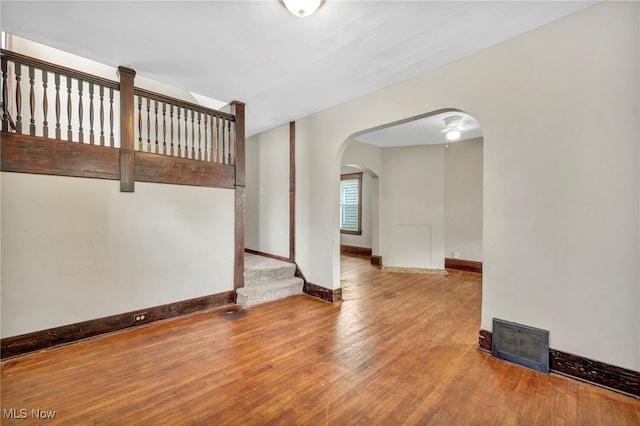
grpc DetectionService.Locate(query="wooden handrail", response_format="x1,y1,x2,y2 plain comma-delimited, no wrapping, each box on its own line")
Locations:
1,49,119,90
134,87,235,122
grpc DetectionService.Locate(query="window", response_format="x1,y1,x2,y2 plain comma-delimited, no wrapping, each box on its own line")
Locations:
340,172,362,235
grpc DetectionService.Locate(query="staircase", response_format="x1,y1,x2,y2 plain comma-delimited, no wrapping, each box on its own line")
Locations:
237,253,304,307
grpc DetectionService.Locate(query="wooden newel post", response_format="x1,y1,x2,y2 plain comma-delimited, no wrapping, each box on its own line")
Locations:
231,100,246,293
118,66,136,192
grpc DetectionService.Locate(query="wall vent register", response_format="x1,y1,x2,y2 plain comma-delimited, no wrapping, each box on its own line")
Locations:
492,318,549,373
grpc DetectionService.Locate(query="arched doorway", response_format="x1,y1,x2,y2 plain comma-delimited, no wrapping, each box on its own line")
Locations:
338,109,483,273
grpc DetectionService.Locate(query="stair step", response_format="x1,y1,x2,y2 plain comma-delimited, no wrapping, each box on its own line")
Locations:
244,253,296,286
236,277,304,307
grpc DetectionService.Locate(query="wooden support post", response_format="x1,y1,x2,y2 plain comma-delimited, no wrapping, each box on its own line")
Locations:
289,121,296,263
230,101,245,292
118,66,136,192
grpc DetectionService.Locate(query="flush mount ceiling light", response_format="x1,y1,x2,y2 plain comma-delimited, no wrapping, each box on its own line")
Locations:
442,115,464,141
280,0,325,17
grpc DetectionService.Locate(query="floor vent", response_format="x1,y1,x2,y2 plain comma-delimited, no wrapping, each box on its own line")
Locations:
492,318,549,373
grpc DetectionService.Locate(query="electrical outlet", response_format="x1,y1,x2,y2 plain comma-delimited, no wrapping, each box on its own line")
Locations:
133,313,147,323
452,251,460,259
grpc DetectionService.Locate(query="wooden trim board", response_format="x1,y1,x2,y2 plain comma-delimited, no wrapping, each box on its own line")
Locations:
1,292,235,360
445,258,483,273
1,133,120,180
340,244,372,257
304,282,342,304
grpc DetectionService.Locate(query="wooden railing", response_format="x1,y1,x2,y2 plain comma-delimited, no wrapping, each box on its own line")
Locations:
134,88,235,164
0,49,244,192
1,50,120,146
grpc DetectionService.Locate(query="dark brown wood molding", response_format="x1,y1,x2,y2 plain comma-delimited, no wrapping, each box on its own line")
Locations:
1,133,120,179
550,350,639,398
304,282,343,304
118,66,136,192
1,292,236,360
289,121,296,263
370,255,382,267
478,329,492,352
231,101,245,294
134,152,235,188
340,244,372,257
478,330,640,398
244,248,291,264
445,258,483,274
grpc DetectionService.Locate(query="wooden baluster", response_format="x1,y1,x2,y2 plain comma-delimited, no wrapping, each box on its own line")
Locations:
222,118,226,164
1,57,8,132
77,79,84,143
177,105,182,158
55,73,61,139
227,119,232,164
210,115,218,163
66,75,72,141
109,87,114,147
15,62,22,133
203,114,208,161
146,97,151,152
162,102,167,155
184,107,189,158
99,86,105,146
170,104,174,156
28,66,35,136
191,109,195,159
215,115,220,163
89,82,94,144
197,111,201,160
154,99,159,154
137,95,142,151
42,71,49,138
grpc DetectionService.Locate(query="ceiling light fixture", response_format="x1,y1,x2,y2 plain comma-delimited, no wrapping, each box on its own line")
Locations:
442,115,464,142
280,0,325,18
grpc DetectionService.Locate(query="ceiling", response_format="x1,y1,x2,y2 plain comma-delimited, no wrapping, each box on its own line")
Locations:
1,0,596,143
356,111,482,147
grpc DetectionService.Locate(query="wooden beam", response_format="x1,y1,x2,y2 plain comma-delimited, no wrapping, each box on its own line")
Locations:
289,120,296,262
134,152,235,188
230,101,246,292
118,66,136,192
1,133,119,180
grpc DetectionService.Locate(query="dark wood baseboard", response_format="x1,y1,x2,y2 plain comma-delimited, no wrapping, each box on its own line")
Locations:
340,244,372,257
478,329,492,352
478,330,639,398
445,258,483,273
370,255,382,267
304,282,342,303
244,248,291,263
1,291,235,360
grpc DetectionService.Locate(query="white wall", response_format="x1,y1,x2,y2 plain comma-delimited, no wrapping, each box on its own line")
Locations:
287,2,639,370
1,173,235,337
445,138,483,261
244,124,290,258
245,134,259,250
381,145,445,269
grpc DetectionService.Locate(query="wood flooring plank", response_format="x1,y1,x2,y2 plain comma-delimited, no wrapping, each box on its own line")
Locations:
2,256,639,425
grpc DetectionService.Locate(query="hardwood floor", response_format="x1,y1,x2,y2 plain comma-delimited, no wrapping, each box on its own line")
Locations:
2,254,639,424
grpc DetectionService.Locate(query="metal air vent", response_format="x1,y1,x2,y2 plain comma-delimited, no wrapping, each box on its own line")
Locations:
492,318,549,373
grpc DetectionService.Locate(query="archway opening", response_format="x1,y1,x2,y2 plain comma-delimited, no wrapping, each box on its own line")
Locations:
338,109,484,273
